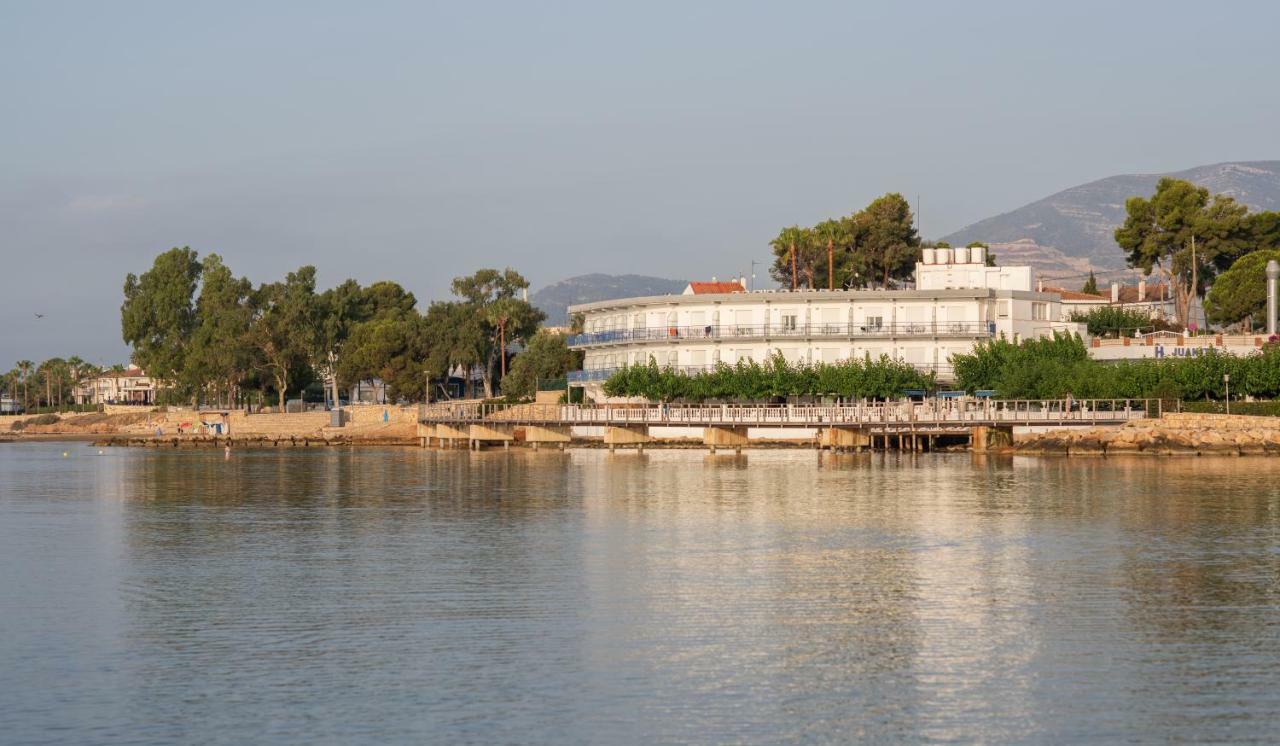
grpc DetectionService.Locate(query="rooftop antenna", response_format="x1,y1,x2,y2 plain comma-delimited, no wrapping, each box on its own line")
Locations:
750,260,759,291
916,194,921,238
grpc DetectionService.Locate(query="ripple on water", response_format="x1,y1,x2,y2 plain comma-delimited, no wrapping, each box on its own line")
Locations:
1,445,1280,743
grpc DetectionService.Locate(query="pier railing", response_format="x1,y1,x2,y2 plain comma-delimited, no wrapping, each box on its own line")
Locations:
420,399,1156,428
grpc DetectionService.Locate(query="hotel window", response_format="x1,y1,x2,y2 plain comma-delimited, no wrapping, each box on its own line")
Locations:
667,351,679,368
1032,302,1048,321
689,349,707,367
780,311,798,332
998,301,1011,319
734,349,752,363
864,315,884,330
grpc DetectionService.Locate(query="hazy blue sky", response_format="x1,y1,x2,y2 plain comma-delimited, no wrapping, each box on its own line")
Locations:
3,0,1279,366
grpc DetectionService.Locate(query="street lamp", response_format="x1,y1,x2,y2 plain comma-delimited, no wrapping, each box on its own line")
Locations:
1224,373,1230,415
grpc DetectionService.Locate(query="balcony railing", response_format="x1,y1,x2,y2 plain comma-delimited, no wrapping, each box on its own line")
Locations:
568,362,955,383
567,322,995,348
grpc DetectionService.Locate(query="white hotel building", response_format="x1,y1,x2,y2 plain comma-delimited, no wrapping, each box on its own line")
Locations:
567,246,1084,397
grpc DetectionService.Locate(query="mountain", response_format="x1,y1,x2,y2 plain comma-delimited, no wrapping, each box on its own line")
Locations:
531,273,687,326
943,161,1280,275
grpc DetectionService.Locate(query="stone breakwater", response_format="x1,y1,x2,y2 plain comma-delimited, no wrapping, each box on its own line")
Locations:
1013,413,1280,456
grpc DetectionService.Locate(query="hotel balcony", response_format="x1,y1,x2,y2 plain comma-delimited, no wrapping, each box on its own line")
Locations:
568,361,955,383
566,322,995,349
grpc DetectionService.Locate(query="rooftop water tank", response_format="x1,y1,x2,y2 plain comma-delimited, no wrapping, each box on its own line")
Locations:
972,245,986,265
955,246,970,264
921,248,936,264
937,247,953,265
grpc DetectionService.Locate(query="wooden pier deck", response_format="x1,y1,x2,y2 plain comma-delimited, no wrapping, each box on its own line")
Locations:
417,399,1157,452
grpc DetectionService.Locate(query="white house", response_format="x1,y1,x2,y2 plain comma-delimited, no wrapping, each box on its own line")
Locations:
73,367,157,406
567,246,1084,398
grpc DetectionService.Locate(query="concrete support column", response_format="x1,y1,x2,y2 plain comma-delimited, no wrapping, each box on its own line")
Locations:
704,426,749,454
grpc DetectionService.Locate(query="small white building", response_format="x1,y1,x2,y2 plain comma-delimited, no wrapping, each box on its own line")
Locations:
567,246,1084,398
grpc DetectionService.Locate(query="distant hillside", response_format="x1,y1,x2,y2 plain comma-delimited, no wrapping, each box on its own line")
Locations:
943,161,1280,273
531,274,687,326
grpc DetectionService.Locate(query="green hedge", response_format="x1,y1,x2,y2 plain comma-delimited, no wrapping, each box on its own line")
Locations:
952,333,1280,400
602,354,935,402
1182,400,1280,417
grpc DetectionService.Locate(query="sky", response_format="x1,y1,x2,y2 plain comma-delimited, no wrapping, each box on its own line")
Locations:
3,0,1279,367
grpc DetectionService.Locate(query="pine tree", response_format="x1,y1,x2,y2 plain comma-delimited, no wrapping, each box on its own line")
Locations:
1081,271,1098,295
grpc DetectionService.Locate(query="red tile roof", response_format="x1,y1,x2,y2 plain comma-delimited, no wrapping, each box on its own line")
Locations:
1042,286,1109,302
686,281,745,294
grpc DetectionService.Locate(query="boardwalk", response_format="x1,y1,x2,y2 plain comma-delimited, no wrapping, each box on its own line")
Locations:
419,399,1155,434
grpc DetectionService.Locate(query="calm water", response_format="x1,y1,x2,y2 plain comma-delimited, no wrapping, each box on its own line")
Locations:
2,443,1280,744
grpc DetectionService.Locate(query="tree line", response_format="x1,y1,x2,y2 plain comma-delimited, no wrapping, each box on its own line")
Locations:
1,358,111,413
115,248,577,408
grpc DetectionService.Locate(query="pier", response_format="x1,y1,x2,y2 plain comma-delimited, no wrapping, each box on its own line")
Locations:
417,399,1157,452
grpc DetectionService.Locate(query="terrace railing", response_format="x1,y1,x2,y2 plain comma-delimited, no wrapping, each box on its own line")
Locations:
567,321,996,348
567,362,955,383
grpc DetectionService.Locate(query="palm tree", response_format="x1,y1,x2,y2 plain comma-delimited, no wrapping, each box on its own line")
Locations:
16,360,33,412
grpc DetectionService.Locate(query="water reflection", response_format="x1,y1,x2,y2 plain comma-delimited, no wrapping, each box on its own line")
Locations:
1,444,1279,743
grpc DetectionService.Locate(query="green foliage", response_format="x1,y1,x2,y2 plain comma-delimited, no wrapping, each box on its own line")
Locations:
769,225,821,289
1081,271,1098,295
1204,249,1280,328
1183,399,1280,416
185,254,256,405
449,268,546,397
602,353,935,402
770,193,920,291
501,331,580,400
337,312,432,402
250,266,321,409
952,334,1280,401
1068,306,1171,337
1115,178,1252,325
121,247,201,384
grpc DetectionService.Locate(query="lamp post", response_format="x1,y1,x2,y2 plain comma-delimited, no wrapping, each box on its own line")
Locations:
1224,373,1230,415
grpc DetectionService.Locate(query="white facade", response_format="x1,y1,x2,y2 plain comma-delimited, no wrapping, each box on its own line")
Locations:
568,255,1084,393
73,368,157,405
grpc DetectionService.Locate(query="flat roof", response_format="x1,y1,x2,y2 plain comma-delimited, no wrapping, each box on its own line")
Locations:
569,287,1055,314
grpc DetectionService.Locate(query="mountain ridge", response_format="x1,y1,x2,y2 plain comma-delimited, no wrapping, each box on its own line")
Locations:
942,161,1280,274
530,273,687,326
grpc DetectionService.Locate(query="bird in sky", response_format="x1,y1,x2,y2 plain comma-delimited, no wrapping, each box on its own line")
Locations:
34,313,45,319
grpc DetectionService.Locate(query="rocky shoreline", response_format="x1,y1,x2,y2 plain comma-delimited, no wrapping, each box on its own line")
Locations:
1011,413,1280,456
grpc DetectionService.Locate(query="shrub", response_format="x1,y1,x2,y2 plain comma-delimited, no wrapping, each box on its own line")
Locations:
602,352,935,402
951,333,1280,401
1068,306,1178,337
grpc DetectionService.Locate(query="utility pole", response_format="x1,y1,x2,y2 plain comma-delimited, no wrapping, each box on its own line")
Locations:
1189,234,1198,332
